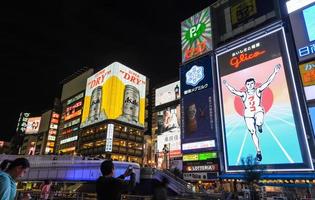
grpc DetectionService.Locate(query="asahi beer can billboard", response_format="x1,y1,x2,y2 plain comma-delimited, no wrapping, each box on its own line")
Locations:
81,62,146,128
216,27,313,172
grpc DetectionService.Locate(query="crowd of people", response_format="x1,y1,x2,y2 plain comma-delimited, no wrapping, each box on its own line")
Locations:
0,157,170,200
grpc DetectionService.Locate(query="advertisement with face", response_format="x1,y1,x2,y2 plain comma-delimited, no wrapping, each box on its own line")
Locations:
181,7,212,63
25,117,41,134
81,62,146,128
289,2,315,62
216,28,313,171
155,81,180,106
156,105,181,167
180,55,216,153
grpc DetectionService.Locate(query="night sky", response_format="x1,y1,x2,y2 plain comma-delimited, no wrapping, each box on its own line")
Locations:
0,1,213,141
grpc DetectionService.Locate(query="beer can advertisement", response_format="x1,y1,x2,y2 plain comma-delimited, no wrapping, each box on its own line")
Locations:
156,105,181,157
25,117,41,134
299,60,315,87
289,2,315,62
216,28,313,171
155,81,180,106
180,55,216,153
81,62,146,128
181,7,212,63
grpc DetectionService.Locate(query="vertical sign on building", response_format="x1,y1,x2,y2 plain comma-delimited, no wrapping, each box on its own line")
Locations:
105,124,114,152
46,112,60,154
181,7,212,63
16,113,30,133
180,55,216,153
216,27,313,172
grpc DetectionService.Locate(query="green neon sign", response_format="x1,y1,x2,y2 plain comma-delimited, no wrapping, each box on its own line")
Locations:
198,152,217,160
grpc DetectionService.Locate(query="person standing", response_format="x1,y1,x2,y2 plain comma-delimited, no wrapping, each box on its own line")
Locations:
40,180,52,200
96,160,136,200
0,158,30,200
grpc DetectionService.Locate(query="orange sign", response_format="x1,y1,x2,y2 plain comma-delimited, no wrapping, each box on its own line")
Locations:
64,110,82,121
230,50,266,68
299,61,315,86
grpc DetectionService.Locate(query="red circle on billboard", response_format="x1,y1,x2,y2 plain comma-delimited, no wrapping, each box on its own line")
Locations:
234,83,273,116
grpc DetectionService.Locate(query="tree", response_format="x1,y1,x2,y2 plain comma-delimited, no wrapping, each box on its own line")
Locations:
241,155,265,199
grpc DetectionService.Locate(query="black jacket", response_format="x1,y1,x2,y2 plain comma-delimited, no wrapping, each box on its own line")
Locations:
96,173,136,200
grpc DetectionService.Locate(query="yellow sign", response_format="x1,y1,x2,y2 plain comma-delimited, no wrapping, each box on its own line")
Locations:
231,0,257,26
183,154,198,161
81,62,146,128
299,61,315,86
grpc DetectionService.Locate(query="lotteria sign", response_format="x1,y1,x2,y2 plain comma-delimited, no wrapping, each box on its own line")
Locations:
216,27,313,172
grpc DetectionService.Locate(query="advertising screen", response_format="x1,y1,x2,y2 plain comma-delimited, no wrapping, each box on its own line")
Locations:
25,117,41,134
211,0,279,46
181,7,212,63
81,62,146,128
289,2,315,62
180,55,216,153
299,61,315,86
216,28,313,171
16,112,30,133
155,81,180,106
156,107,181,157
309,106,315,135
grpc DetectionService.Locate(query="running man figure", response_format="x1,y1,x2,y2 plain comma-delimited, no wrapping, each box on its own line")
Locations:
223,64,281,161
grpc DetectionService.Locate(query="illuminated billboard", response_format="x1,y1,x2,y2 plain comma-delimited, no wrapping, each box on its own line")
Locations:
211,0,280,46
156,105,181,157
25,117,41,134
155,81,180,106
216,27,313,171
81,62,146,128
180,55,216,153
289,2,315,62
299,61,315,86
309,106,315,135
181,7,212,63
16,112,30,133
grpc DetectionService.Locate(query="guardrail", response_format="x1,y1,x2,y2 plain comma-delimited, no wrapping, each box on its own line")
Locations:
15,191,97,200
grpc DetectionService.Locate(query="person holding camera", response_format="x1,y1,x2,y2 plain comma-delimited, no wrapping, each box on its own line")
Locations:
96,160,136,200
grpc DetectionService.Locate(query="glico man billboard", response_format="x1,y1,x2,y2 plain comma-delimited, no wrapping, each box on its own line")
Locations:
81,62,146,128
180,55,216,153
181,7,212,63
216,27,313,172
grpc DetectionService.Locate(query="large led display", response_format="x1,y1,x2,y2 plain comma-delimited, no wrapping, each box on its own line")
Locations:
216,28,313,172
211,0,279,47
155,81,180,106
81,62,146,128
180,55,216,153
289,2,315,62
181,7,212,63
25,117,41,134
156,105,181,157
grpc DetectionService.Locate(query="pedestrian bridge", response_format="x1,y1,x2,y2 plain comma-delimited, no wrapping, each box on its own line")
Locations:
0,155,140,182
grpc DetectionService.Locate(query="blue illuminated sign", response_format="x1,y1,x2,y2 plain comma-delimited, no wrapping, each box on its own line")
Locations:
303,4,315,42
298,42,315,57
309,107,315,135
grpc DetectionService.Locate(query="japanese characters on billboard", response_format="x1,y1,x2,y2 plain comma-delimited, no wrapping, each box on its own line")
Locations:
16,112,30,133
25,117,41,134
45,112,59,154
156,105,181,157
81,62,146,128
216,28,313,171
180,55,216,153
181,7,212,63
155,81,180,106
289,2,315,62
299,61,315,86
